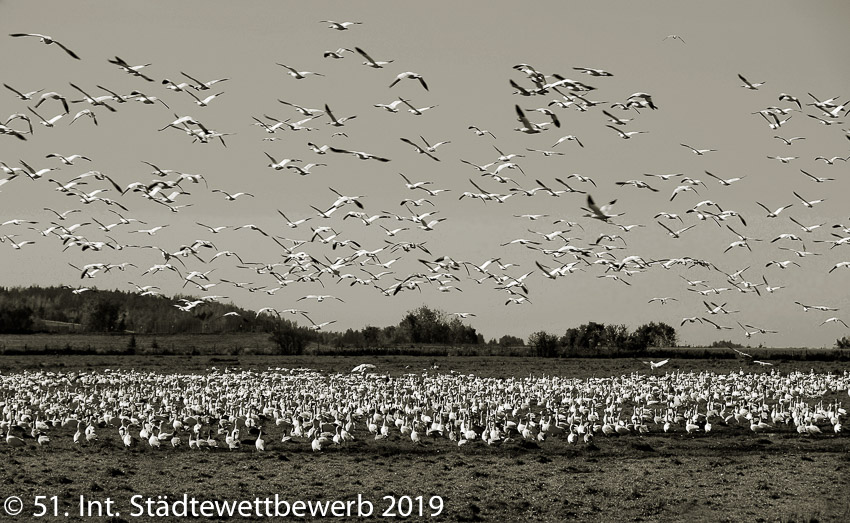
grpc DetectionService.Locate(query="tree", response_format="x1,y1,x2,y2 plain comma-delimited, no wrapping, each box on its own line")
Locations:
604,324,631,352
80,297,121,332
627,322,678,352
529,331,560,357
0,305,34,333
498,334,525,347
836,336,850,349
269,319,311,355
575,322,606,351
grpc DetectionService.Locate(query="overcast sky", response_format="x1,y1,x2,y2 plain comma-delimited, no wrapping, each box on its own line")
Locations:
1,1,850,348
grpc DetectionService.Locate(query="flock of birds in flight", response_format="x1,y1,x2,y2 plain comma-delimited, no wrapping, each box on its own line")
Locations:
0,366,847,451
1,22,850,345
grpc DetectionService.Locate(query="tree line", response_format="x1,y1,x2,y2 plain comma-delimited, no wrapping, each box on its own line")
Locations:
528,321,679,357
4,286,849,352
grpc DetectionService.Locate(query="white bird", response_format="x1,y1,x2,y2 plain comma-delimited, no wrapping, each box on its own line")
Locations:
324,103,356,126
774,135,805,146
45,153,91,165
756,202,792,218
792,191,825,208
820,317,849,328
606,125,647,139
468,126,496,138
645,359,669,369
277,63,324,79
738,73,765,90
28,106,64,127
70,109,98,126
814,155,849,165
328,146,390,162
658,222,696,239
767,155,798,164
354,46,392,68
286,163,326,176
704,170,744,186
9,33,80,59
4,83,44,101
552,135,584,148
389,72,429,91
670,185,698,201
799,169,834,183
185,90,224,107
212,189,255,201
320,20,362,30
680,143,716,155
583,195,621,222
265,152,301,170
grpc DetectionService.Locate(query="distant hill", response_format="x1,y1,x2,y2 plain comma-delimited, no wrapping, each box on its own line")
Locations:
0,285,273,335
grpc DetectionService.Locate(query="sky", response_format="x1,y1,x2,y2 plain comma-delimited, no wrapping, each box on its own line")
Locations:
1,1,850,348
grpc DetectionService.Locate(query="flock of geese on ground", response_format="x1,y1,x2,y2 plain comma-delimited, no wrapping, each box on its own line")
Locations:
1,21,850,342
0,366,848,451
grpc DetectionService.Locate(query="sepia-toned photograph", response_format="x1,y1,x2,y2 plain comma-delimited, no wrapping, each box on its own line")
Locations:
1,1,849,521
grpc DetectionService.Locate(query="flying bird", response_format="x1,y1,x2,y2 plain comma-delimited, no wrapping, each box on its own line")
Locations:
738,73,765,90
9,33,80,59
389,72,429,91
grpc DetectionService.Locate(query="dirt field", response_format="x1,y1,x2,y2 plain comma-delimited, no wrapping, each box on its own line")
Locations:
0,355,848,522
